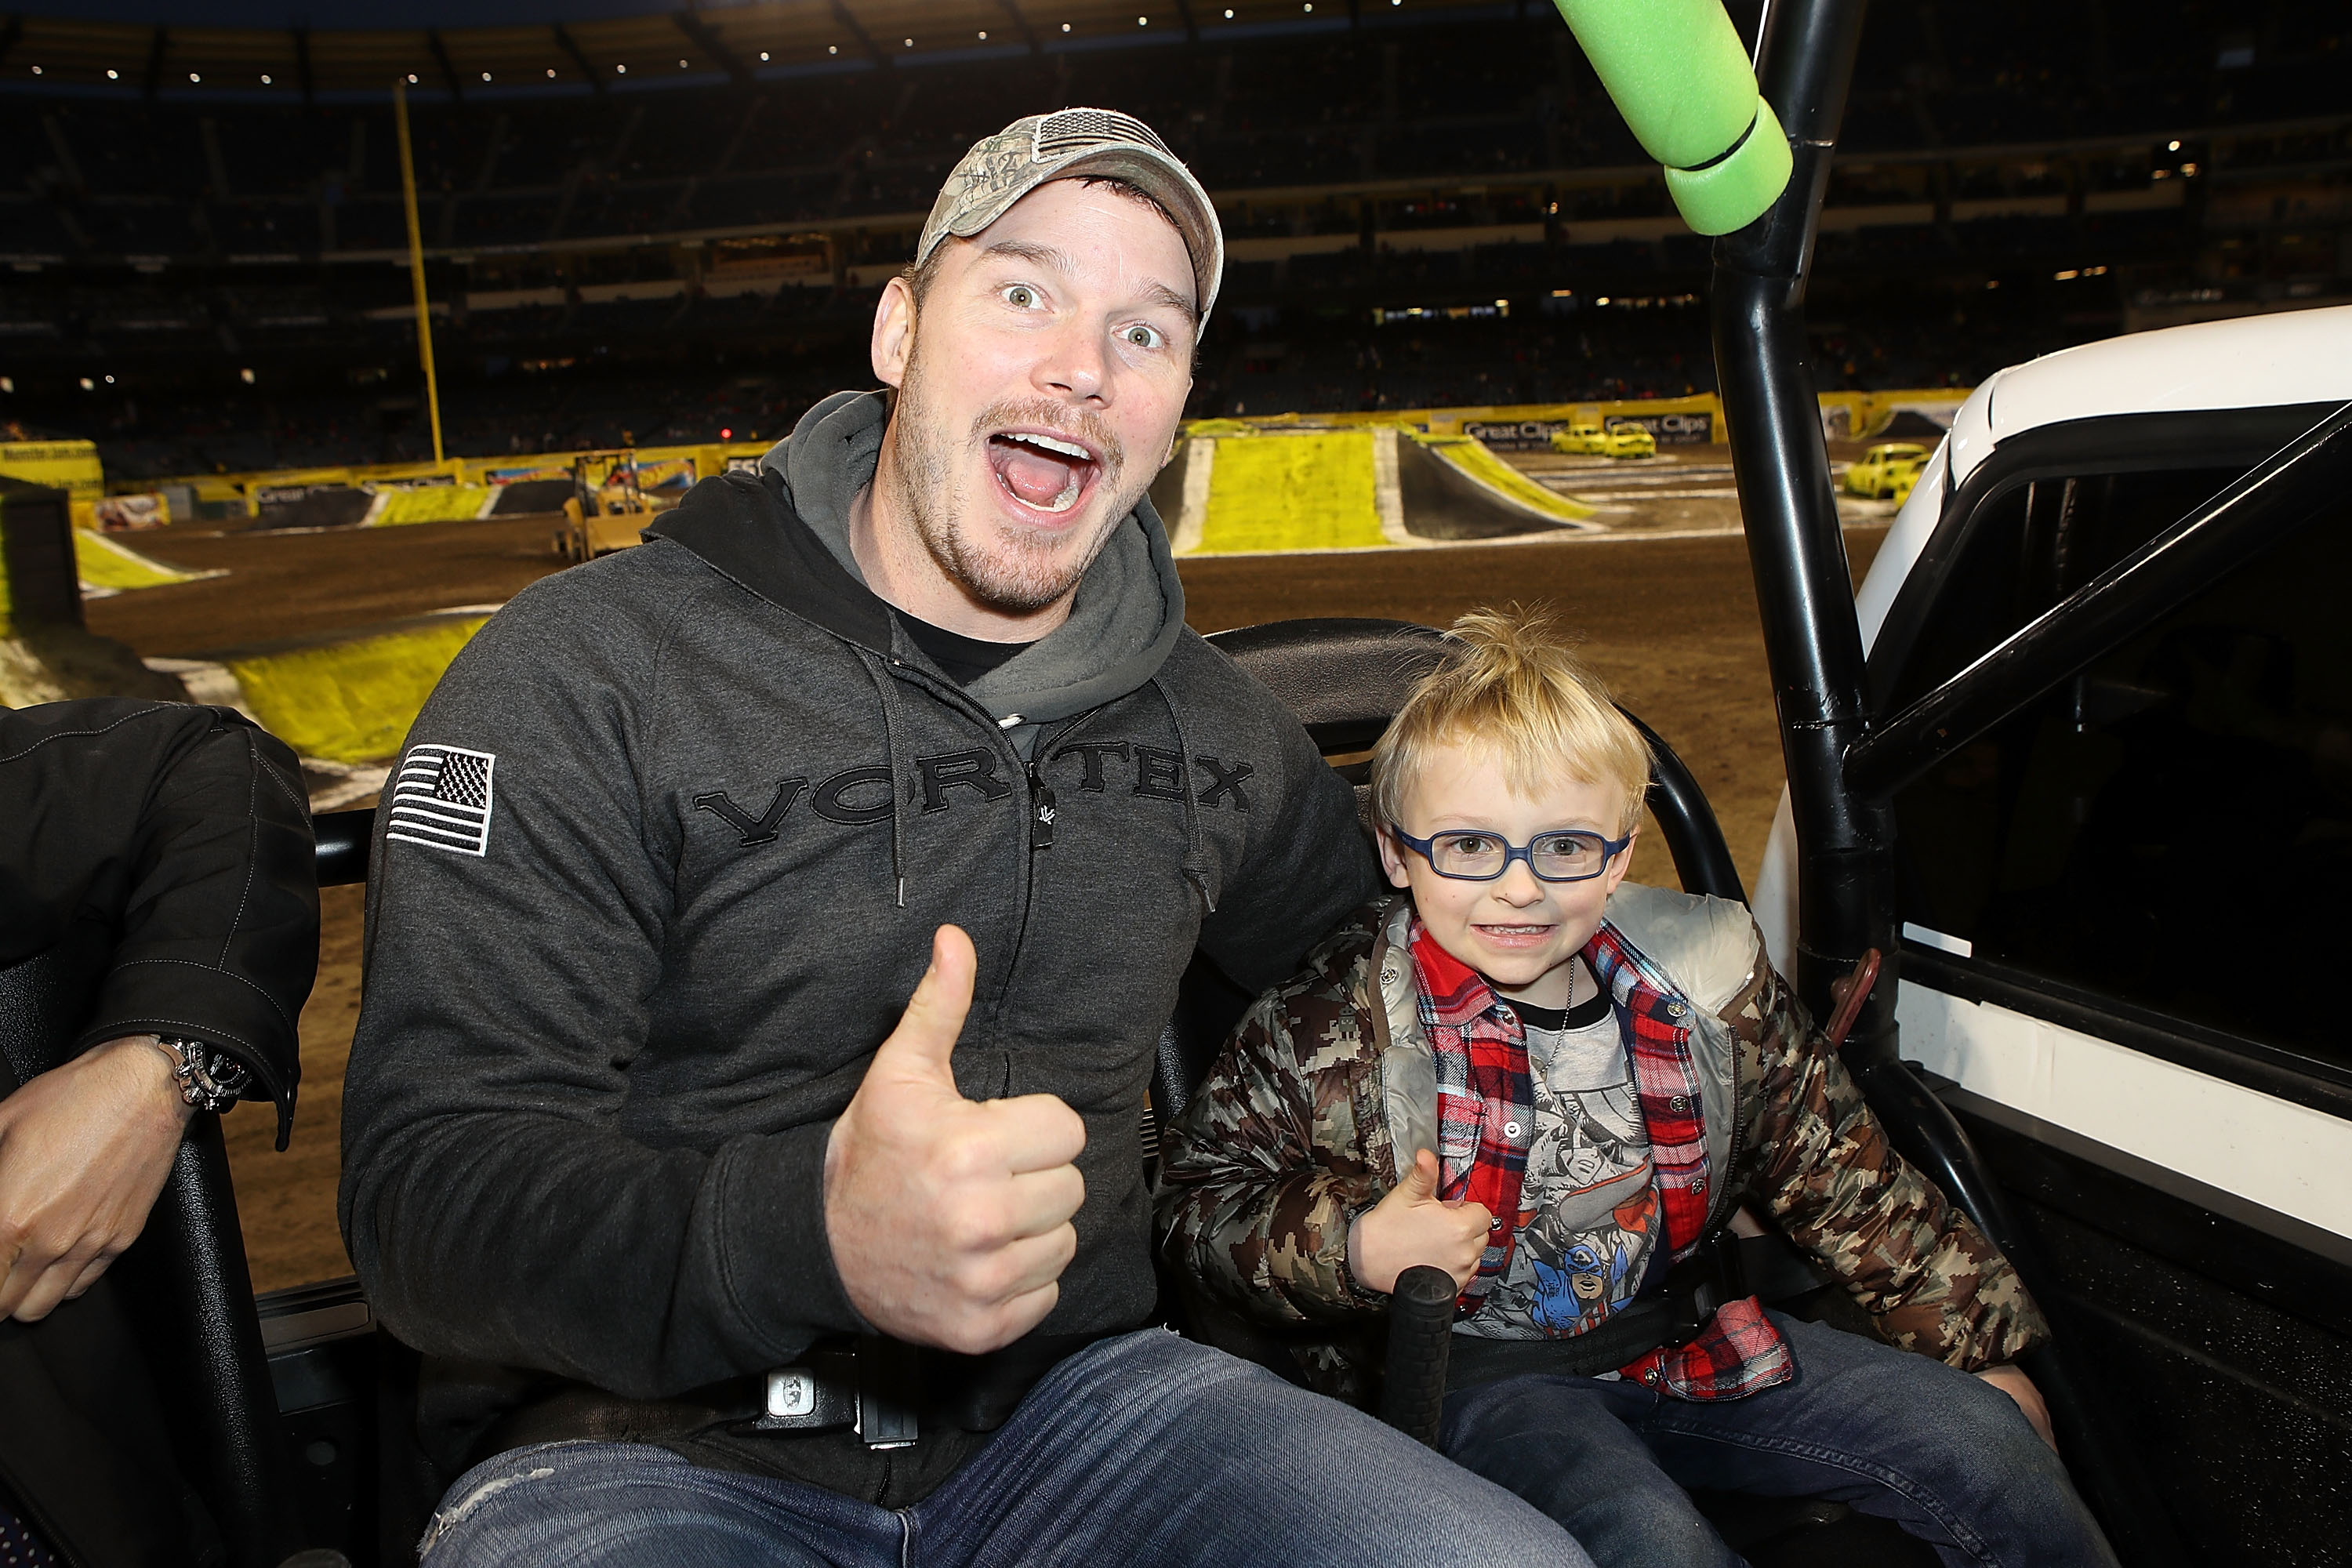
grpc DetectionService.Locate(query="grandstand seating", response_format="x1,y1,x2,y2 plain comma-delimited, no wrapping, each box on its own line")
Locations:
0,0,2342,477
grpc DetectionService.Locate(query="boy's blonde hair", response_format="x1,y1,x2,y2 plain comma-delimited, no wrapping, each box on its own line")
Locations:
1371,605,1652,834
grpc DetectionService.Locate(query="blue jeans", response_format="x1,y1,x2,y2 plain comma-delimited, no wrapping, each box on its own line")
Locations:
1440,1311,2119,1568
419,1327,1595,1568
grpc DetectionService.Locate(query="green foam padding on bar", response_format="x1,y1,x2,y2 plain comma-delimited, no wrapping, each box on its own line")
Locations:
1551,0,1757,172
1665,100,1794,235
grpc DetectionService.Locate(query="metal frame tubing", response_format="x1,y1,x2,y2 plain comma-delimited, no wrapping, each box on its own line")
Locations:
1708,0,1882,1043
1846,397,2352,800
1710,4,2187,1561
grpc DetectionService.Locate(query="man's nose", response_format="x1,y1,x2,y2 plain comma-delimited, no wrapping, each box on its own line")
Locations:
1036,319,1109,404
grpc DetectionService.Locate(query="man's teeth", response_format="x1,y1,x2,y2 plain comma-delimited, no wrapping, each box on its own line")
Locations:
1007,432,1091,460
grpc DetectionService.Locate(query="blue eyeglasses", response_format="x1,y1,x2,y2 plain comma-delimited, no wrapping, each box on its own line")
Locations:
1390,825,1632,883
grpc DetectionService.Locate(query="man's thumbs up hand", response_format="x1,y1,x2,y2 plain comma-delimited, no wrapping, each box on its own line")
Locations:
824,926,1087,1354
1347,1148,1494,1295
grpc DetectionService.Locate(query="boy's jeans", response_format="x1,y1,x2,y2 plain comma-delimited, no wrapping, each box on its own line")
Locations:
1441,1310,2122,1568
418,1327,1595,1568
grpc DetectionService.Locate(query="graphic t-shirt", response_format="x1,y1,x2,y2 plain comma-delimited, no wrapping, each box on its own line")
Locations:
1457,961,1661,1340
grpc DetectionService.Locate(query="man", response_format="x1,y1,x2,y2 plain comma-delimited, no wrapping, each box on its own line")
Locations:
342,111,1590,1567
0,698,318,1566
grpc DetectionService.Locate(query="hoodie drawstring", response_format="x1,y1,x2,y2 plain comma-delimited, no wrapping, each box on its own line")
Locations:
862,652,911,908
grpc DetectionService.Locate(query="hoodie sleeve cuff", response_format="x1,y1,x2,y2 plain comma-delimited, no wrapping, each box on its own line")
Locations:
712,1120,873,1361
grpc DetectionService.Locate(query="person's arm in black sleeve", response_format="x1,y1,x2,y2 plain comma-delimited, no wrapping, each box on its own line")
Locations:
338,575,867,1400
0,699,317,1139
1194,686,1382,997
0,699,318,1321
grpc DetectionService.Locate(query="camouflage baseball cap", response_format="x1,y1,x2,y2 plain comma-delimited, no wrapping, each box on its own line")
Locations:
917,108,1225,326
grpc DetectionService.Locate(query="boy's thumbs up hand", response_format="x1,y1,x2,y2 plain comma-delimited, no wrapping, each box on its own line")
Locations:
824,925,1087,1354
1348,1148,1494,1295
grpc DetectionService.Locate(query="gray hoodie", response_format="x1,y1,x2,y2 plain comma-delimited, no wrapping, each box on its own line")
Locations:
339,391,1379,1413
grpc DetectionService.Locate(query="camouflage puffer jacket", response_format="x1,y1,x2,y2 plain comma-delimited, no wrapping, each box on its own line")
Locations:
1156,887,2048,1387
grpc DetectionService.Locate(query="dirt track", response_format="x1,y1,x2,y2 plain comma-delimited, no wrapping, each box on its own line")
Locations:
92,515,1886,1291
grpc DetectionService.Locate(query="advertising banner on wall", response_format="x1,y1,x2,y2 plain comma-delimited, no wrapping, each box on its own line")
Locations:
93,493,169,531
1461,405,1715,448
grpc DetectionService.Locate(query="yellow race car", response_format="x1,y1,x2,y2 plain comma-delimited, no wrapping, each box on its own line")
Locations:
1842,441,1932,501
1549,420,1657,459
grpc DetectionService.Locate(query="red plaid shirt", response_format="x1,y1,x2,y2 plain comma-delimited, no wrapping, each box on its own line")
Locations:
1413,917,1793,1401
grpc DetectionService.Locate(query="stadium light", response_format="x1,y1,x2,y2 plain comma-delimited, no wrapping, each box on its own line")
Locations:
760,51,770,60
1138,15,1149,24
188,71,201,82
1062,22,1072,31
481,71,492,82
903,38,913,46
107,69,118,79
240,368,256,383
678,58,688,67
79,378,93,390
260,73,271,83
829,45,838,53
104,375,115,385
27,65,38,75
978,30,987,38
616,63,628,73
0,378,11,394
407,73,419,82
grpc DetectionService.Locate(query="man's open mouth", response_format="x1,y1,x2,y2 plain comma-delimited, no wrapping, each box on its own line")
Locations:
986,430,1100,516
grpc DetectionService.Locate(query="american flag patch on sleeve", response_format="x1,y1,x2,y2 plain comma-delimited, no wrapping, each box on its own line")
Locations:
386,744,497,856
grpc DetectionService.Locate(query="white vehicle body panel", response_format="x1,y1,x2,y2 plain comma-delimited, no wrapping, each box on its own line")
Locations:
1751,304,2352,1236
1899,985,2352,1241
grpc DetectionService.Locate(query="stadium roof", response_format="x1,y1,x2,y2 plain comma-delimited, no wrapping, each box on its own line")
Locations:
0,0,1508,100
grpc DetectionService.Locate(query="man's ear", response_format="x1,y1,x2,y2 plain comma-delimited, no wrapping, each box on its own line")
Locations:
872,276,916,388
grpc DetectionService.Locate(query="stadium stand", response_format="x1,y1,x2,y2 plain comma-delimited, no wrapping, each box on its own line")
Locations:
0,0,2343,477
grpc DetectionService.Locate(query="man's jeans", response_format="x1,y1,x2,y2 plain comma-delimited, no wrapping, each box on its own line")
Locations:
419,1328,1594,1568
1441,1311,2121,1568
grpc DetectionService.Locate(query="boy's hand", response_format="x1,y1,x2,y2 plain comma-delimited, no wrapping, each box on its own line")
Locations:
1976,1363,2056,1451
824,925,1087,1355
1348,1148,1492,1295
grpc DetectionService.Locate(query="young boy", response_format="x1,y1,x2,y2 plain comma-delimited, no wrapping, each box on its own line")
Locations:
1156,606,2118,1568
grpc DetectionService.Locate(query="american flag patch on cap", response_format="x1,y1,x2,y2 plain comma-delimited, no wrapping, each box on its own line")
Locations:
387,744,496,856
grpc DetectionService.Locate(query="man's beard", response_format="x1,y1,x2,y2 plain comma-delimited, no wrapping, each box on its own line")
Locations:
884,338,1145,617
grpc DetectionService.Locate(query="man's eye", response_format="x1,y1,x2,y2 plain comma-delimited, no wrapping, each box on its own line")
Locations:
1123,324,1162,349
1003,284,1038,308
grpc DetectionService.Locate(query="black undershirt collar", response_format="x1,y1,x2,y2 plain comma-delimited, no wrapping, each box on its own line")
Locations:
897,612,1036,686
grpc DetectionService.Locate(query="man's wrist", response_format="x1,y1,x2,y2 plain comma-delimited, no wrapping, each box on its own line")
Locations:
143,1035,249,1115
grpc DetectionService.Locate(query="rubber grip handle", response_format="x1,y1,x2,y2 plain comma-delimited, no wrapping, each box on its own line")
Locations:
1548,0,1793,235
1377,1265,1459,1449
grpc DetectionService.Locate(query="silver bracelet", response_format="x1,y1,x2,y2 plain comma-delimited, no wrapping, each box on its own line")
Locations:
153,1037,252,1113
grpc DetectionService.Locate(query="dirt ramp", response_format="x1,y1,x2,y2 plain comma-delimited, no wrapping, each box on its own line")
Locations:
1397,435,1595,541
